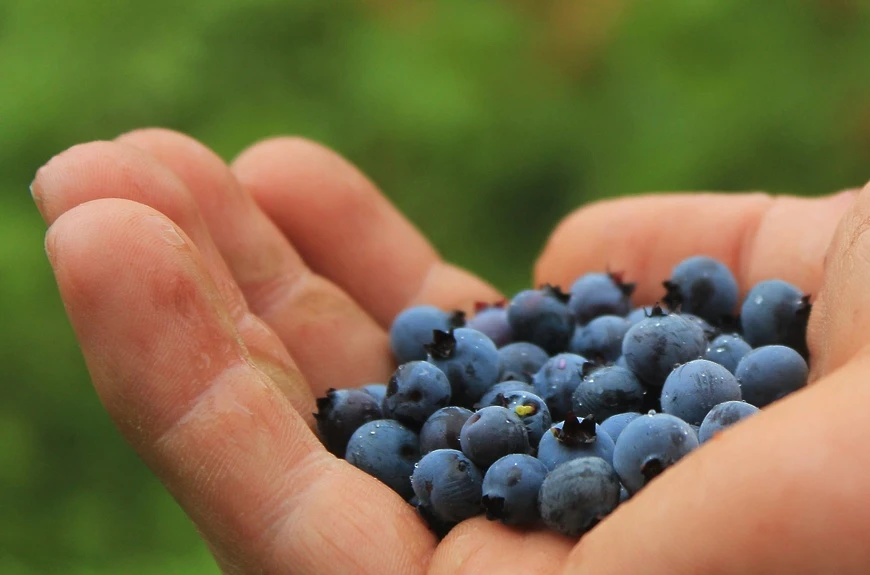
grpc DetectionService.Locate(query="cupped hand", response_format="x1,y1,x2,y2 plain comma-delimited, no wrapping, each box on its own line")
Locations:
32,130,870,574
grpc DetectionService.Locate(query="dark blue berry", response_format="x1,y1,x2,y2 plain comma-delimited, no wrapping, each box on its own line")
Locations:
662,256,739,324
735,345,808,407
419,406,473,454
660,359,742,425
345,419,420,500
314,388,382,456
426,328,500,407
390,305,464,364
496,390,552,447
507,286,575,354
411,449,483,524
698,401,760,442
740,280,811,356
459,406,530,469
680,313,720,341
600,411,642,443
705,334,752,374
497,342,550,384
383,361,452,428
538,457,621,537
568,272,634,325
361,383,388,405
621,306,707,387
537,415,615,470
481,454,548,526
476,380,536,409
569,315,631,363
467,302,513,347
572,365,646,421
532,353,591,421
613,413,699,494
627,306,654,326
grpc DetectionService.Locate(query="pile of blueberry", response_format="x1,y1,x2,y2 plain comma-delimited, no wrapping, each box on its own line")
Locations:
314,256,810,537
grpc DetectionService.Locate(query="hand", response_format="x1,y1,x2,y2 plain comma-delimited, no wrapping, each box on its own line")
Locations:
31,129,870,574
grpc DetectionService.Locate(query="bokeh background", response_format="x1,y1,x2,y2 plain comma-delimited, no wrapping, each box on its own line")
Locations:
2,0,869,572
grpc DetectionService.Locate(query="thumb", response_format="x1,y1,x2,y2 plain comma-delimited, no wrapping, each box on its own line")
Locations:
556,181,870,575
808,179,870,379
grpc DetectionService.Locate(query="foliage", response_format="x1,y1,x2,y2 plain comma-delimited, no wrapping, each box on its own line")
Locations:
1,0,868,571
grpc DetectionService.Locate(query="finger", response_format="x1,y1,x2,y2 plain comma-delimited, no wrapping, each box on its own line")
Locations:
535,191,857,303
807,180,870,378
428,518,573,575
558,352,870,575
47,199,435,574
33,140,248,318
32,141,314,418
231,137,501,324
114,128,394,395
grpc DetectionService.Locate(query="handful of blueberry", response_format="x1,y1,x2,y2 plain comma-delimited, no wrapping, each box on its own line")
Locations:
314,256,810,538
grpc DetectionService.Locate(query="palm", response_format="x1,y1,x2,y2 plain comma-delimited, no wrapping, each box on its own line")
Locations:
35,130,870,574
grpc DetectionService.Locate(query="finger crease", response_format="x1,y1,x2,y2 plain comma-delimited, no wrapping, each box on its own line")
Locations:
735,193,776,290
405,259,443,309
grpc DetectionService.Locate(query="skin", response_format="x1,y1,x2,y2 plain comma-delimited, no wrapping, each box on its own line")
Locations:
30,128,870,574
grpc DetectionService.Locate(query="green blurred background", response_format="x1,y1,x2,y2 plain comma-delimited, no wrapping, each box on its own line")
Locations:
2,0,869,572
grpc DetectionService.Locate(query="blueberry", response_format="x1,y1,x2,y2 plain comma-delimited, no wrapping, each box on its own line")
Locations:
459,406,530,469
345,419,420,500
419,406,474,454
705,334,752,374
627,306,655,326
662,256,739,324
698,400,760,442
532,353,591,421
568,272,635,325
382,361,452,428
476,380,536,409
735,345,808,407
426,328,500,408
496,390,552,447
411,449,483,524
569,315,631,363
572,365,646,421
740,280,811,356
538,457,621,537
468,302,513,347
619,484,631,504
481,454,549,526
613,412,699,494
314,388,382,456
680,313,720,341
507,285,575,354
414,499,459,539
621,305,707,387
599,411,642,443
497,342,550,384
361,383,388,405
537,415,616,470
390,305,464,364
660,359,742,425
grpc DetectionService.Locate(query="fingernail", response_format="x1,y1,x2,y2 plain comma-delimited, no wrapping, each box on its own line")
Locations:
44,227,57,267
30,177,47,219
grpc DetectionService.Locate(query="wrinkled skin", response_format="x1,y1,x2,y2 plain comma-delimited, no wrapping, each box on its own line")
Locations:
31,128,870,574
